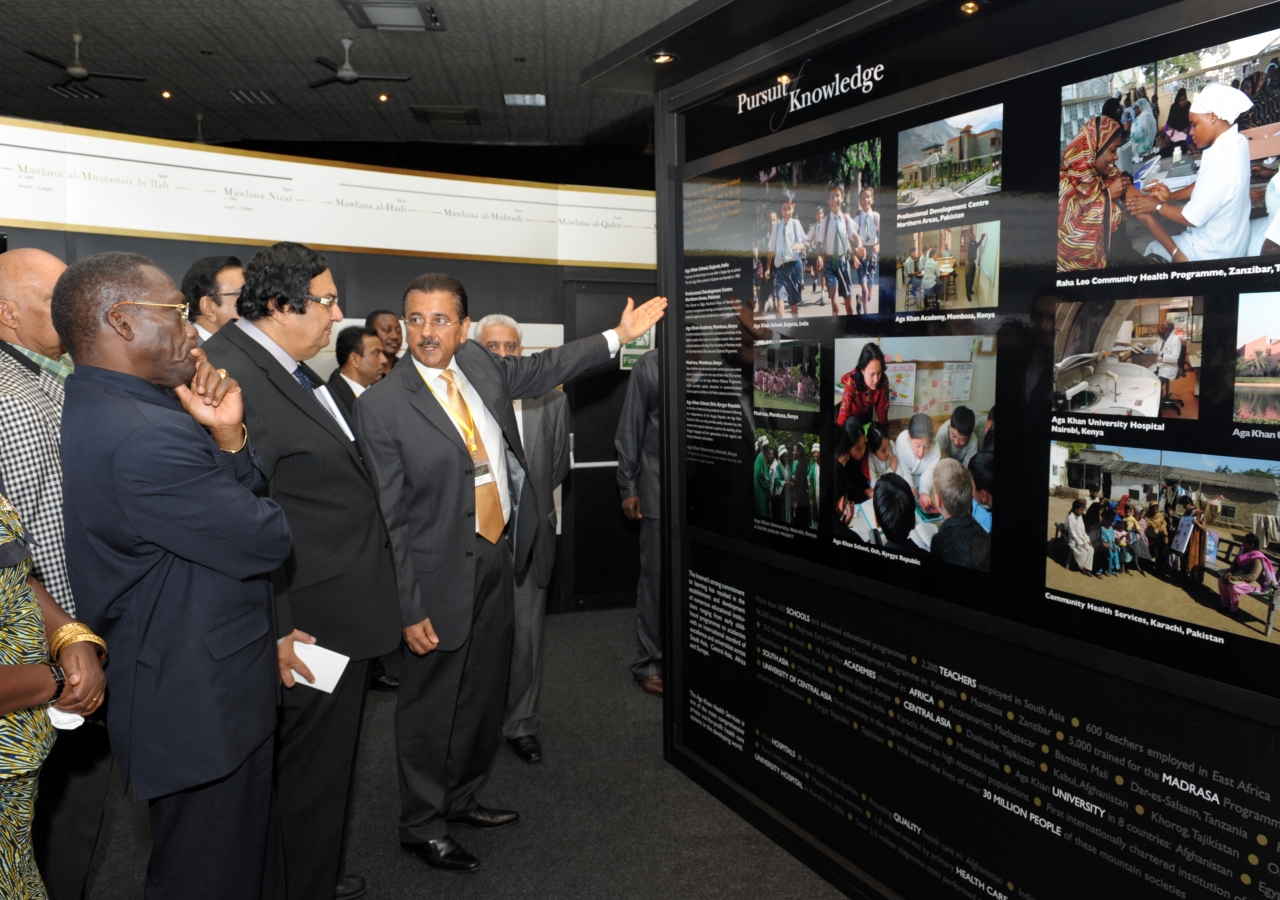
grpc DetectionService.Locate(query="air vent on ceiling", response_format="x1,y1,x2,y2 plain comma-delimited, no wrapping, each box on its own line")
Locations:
410,105,479,125
48,83,103,100
342,2,445,31
503,94,545,107
228,89,280,105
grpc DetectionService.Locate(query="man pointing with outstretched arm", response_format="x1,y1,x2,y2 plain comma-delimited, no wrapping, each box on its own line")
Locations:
354,274,665,873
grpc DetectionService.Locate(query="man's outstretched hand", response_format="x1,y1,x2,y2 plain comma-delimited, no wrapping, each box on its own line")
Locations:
614,296,668,345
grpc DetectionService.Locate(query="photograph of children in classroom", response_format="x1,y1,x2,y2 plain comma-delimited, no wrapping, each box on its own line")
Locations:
1052,296,1203,419
895,220,999,312
1058,27,1280,271
1047,444,1280,645
831,336,996,571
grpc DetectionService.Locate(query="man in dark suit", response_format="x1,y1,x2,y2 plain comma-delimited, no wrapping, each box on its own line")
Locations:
615,347,663,695
354,274,665,871
366,309,404,369
326,325,384,417
202,243,401,900
180,255,243,345
55,251,292,899
474,314,569,765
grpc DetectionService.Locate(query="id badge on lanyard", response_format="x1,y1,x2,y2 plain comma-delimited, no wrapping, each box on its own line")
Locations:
473,458,496,487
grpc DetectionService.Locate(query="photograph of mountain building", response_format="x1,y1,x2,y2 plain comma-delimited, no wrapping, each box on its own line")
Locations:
1235,291,1280,424
1046,443,1280,645
896,104,1003,208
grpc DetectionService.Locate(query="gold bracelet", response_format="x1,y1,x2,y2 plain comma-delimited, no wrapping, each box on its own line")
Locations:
221,423,249,454
54,633,107,662
49,623,107,661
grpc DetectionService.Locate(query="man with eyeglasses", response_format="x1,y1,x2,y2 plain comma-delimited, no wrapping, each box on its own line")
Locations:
55,250,292,899
202,242,401,900
180,255,243,345
354,274,665,873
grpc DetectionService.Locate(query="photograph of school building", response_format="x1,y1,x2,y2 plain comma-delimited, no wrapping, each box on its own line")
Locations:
1234,291,1280,424
897,104,1003,208
1046,444,1280,645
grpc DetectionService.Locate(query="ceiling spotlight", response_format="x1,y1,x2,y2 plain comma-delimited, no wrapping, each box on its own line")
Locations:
379,93,388,101
777,74,791,85
960,1,980,12
161,90,172,98
650,52,676,65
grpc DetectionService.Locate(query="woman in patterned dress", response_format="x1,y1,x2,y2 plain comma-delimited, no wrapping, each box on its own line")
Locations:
0,483,105,899
1058,115,1127,271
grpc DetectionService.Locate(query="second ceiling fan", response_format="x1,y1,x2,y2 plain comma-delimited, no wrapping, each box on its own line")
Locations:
310,38,410,89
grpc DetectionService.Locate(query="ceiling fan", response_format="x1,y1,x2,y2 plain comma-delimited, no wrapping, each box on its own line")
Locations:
25,33,147,94
310,38,410,88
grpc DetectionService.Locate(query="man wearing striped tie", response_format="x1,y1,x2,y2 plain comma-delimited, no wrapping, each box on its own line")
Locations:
353,274,666,874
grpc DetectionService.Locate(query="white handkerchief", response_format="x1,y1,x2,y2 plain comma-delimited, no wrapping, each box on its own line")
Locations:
47,707,84,730
290,642,350,694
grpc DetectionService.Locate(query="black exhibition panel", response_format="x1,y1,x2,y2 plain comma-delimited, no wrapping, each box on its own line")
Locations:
651,0,1280,897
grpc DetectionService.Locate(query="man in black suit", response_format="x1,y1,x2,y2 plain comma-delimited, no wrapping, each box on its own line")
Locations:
202,243,401,900
55,251,292,899
326,325,383,416
180,255,243,345
354,274,665,871
474,314,570,765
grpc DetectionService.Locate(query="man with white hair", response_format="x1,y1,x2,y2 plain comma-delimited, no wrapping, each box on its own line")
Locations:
474,313,568,764
1126,82,1253,263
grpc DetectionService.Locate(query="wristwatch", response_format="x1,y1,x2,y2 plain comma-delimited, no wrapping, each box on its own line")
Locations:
46,663,65,702
1155,202,1163,214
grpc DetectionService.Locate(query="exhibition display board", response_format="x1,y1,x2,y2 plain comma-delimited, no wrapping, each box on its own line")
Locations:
659,1,1280,897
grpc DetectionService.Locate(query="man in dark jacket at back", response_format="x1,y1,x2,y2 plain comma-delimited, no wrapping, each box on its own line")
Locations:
56,251,292,899
615,348,663,695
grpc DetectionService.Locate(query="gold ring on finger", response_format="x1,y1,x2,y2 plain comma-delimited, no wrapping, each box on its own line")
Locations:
217,368,228,380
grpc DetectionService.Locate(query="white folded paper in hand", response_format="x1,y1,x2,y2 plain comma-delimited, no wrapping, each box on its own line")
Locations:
47,706,85,730
290,642,350,693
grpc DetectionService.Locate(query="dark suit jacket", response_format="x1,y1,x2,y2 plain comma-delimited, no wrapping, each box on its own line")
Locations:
202,325,401,661
326,369,359,417
519,389,570,588
353,336,612,650
615,349,661,518
61,366,292,801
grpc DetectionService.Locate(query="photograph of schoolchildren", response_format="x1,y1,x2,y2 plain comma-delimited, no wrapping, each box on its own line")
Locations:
1052,296,1203,420
1234,291,1280,424
751,139,883,318
832,336,996,571
897,104,1003,209
1058,27,1280,271
895,220,1000,312
754,340,821,413
1046,443,1280,644
753,428,821,531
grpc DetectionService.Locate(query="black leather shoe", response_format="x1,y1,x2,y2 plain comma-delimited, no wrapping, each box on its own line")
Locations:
448,805,520,829
369,674,399,692
508,735,542,763
402,835,480,872
335,874,367,899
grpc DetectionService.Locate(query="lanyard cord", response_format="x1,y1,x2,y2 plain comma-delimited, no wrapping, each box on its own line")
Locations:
420,370,480,458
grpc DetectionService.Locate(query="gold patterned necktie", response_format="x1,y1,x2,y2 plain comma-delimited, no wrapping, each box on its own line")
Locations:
438,370,505,544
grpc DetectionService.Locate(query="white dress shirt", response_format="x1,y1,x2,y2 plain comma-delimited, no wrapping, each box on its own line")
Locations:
235,318,355,441
340,373,367,398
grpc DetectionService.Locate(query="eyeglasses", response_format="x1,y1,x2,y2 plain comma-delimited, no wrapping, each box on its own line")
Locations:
304,294,341,310
405,314,462,330
109,301,189,322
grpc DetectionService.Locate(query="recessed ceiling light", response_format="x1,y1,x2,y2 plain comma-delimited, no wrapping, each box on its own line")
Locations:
341,1,445,32
504,93,546,107
960,1,980,12
379,93,388,102
650,52,676,65
777,74,791,85
161,91,172,98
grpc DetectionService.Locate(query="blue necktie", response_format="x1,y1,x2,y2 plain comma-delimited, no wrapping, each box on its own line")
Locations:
293,367,340,424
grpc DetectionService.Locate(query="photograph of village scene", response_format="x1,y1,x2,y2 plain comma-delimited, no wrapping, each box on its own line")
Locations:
1234,290,1280,423
896,104,1003,208
752,427,821,531
1046,443,1280,644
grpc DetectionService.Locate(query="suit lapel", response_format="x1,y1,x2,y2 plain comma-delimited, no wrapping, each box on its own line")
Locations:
520,395,543,453
457,343,526,465
402,358,471,459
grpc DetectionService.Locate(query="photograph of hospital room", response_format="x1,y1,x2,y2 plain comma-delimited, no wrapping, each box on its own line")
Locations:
1235,291,1280,423
1058,27,1280,271
754,339,821,413
752,427,820,531
897,104,1003,208
1046,443,1280,645
894,220,1000,312
751,138,883,319
830,336,995,572
1052,296,1202,420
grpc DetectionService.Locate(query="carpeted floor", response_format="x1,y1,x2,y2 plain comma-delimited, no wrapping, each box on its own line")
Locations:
84,607,844,899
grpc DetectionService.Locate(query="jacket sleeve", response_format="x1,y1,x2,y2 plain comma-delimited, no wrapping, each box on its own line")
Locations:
615,356,650,499
113,421,292,581
351,400,424,627
548,392,571,491
496,334,612,400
